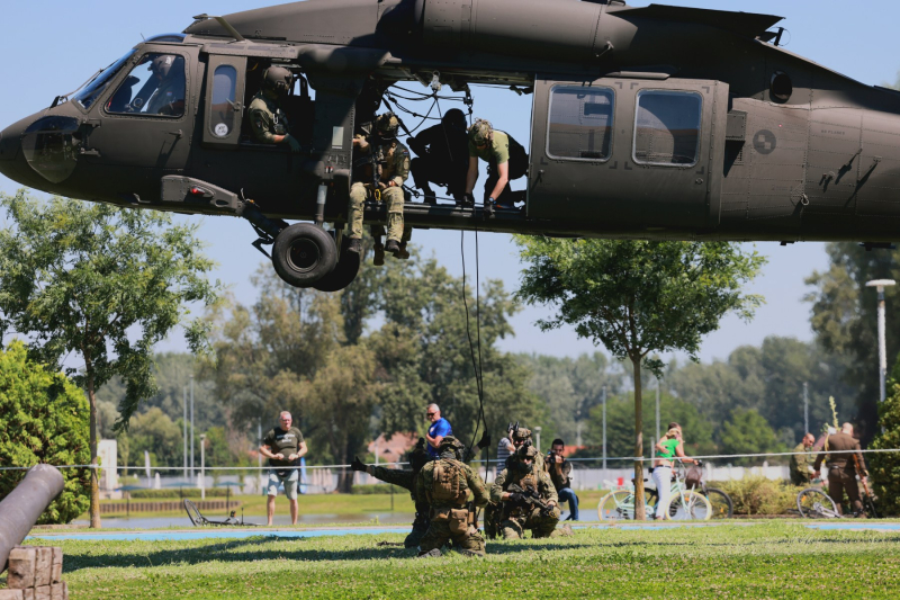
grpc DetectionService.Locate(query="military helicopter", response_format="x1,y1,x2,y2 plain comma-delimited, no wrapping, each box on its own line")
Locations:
1,0,899,292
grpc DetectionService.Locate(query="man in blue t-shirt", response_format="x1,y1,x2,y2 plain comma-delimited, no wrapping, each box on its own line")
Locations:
425,403,452,459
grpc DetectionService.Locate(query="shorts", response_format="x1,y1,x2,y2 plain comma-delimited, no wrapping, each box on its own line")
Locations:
267,469,299,500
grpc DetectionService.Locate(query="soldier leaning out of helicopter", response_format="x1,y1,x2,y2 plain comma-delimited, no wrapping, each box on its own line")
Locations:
248,66,302,153
347,113,412,263
464,119,529,215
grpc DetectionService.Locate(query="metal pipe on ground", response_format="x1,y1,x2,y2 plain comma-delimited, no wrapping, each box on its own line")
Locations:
0,465,64,573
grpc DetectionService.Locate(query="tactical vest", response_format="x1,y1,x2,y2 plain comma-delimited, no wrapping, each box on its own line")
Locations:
429,459,469,506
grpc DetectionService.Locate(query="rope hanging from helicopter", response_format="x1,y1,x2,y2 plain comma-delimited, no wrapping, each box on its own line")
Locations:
382,80,489,473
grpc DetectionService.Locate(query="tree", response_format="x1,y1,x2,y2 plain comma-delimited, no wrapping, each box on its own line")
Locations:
0,341,90,524
870,374,900,516
718,408,787,466
516,238,764,519
119,408,183,468
805,242,899,441
0,192,219,527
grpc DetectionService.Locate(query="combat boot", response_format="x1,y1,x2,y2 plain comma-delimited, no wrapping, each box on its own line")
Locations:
416,548,442,558
397,241,410,260
373,243,385,266
385,239,401,255
347,238,362,254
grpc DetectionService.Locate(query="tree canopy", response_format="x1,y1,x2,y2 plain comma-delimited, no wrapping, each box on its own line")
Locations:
0,191,219,526
0,341,90,524
516,238,765,518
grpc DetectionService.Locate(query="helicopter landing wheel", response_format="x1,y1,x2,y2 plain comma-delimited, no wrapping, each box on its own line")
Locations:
313,237,361,292
272,223,337,288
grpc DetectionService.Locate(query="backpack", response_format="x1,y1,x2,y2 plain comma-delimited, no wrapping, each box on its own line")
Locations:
430,459,467,504
684,464,703,490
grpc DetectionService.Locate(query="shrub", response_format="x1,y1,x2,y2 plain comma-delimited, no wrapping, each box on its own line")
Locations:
0,342,91,524
870,380,900,517
714,476,799,515
350,484,405,495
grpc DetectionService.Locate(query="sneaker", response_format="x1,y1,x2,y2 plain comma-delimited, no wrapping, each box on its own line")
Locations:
347,238,362,254
373,243,385,266
397,241,410,260
385,239,401,255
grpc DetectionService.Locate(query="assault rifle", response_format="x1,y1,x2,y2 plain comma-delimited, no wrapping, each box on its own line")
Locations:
506,482,553,517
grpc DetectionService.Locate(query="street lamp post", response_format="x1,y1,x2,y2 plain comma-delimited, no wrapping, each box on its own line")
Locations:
199,432,206,500
866,279,896,403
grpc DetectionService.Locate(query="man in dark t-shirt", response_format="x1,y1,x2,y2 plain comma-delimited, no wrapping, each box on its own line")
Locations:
260,411,308,525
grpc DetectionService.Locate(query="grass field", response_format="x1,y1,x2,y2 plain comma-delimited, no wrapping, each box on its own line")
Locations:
90,491,610,519
11,522,900,599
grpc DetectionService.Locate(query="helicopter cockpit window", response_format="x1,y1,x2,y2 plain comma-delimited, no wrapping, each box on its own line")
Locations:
106,53,186,117
73,50,136,110
210,65,238,138
633,90,702,166
547,86,614,161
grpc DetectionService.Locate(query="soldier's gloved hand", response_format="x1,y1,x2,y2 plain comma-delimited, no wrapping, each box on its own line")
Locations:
377,181,388,191
463,193,476,207
508,492,525,504
477,432,492,451
285,134,302,153
350,456,367,472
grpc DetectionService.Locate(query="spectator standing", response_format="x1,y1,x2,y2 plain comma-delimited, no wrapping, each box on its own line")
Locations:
496,427,515,467
653,427,696,520
546,438,579,521
259,411,308,526
425,403,452,459
790,433,816,486
813,423,869,516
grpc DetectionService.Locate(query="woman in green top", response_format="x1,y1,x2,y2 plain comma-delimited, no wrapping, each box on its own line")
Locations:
652,427,698,520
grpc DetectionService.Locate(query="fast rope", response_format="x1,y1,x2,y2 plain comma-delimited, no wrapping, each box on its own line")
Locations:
460,228,489,484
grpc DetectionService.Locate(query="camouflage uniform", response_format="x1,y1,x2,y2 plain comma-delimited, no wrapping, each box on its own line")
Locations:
486,427,543,539
415,437,489,557
349,114,410,244
248,90,290,144
491,447,563,539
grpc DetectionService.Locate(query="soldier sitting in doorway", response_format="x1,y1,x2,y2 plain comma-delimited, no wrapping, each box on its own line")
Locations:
348,112,412,264
248,66,302,152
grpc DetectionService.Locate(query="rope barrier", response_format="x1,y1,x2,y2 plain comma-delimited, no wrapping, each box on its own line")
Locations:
2,448,899,472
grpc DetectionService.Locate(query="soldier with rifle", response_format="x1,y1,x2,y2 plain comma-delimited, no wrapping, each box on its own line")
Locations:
414,436,489,557
491,445,572,539
350,438,431,548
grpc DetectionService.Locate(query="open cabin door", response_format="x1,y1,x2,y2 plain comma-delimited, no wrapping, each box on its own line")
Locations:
528,76,728,232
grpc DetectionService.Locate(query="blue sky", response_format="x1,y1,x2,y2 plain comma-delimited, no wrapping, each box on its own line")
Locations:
1,0,898,363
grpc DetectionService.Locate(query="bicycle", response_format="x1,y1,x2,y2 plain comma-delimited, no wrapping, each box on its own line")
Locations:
597,464,712,521
795,487,840,519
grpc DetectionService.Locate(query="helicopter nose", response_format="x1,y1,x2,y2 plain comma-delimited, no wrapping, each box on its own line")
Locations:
0,123,20,163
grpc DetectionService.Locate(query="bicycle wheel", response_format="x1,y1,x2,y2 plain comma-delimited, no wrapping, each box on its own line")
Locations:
598,490,635,520
703,487,734,519
796,487,839,518
664,490,712,520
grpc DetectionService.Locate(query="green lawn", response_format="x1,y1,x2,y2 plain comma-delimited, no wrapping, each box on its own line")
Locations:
91,491,609,519
10,522,900,599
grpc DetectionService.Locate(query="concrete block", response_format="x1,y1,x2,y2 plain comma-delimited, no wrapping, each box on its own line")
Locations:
7,547,36,589
23,591,34,600
49,583,66,600
32,587,49,600
34,548,53,587
0,589,25,600
49,547,62,585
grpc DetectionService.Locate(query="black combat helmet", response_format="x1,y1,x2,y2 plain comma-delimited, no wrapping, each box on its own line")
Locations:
263,66,293,96
442,108,467,132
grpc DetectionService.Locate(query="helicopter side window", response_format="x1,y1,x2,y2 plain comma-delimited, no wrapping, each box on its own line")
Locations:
210,65,238,138
73,50,137,110
633,90,702,167
547,86,614,161
107,53,186,118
